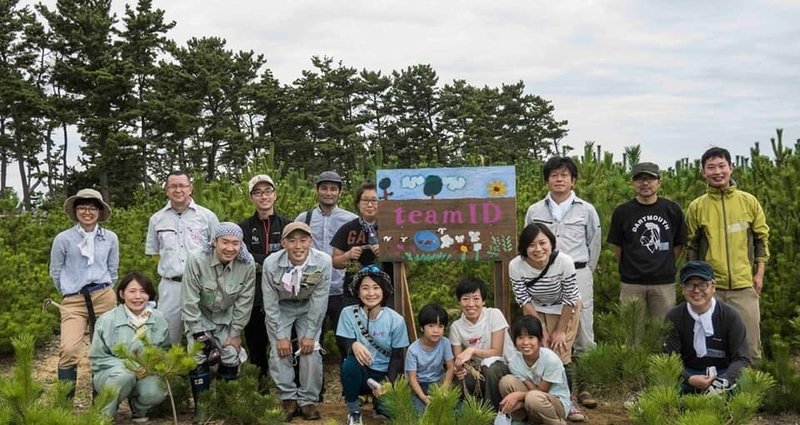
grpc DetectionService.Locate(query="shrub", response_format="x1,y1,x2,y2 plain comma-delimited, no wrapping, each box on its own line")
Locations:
197,363,284,424
380,376,495,425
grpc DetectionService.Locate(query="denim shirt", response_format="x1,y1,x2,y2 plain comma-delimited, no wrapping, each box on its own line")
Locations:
49,224,119,296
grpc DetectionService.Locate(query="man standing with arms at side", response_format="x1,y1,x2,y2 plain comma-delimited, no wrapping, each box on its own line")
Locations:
239,174,291,386
146,171,219,344
295,171,357,358
686,147,769,360
525,156,601,413
608,162,687,318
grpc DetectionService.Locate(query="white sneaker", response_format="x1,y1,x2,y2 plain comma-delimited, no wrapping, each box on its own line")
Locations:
567,404,586,422
348,411,364,425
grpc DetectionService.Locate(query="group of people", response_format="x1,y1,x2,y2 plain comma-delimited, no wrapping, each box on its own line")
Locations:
47,145,768,424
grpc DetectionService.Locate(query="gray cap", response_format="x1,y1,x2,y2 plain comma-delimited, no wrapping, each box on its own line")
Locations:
316,170,343,187
631,162,660,178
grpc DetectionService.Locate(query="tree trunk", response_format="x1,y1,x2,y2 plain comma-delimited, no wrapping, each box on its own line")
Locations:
61,122,69,196
0,119,6,192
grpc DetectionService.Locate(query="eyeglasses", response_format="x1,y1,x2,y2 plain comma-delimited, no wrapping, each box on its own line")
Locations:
76,206,99,213
166,184,191,190
359,199,379,205
633,175,658,182
251,189,275,197
682,281,711,291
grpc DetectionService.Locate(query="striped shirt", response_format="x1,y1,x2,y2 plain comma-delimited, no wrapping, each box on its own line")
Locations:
509,252,580,315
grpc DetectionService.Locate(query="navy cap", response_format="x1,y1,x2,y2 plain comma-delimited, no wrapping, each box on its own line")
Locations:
680,260,715,283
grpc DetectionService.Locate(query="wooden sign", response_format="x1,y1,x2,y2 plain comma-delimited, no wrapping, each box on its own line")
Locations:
376,166,517,262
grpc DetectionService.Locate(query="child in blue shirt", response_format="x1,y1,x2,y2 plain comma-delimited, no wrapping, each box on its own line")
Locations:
405,303,455,413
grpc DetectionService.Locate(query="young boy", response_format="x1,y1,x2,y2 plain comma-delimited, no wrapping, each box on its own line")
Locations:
405,303,455,413
498,316,571,425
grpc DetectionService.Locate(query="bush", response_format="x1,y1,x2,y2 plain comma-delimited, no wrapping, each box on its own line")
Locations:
197,363,284,424
380,376,495,425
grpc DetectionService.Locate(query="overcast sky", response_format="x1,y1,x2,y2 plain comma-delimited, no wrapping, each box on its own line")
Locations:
13,0,800,194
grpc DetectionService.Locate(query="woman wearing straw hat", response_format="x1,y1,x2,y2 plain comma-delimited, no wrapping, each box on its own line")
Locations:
49,188,119,399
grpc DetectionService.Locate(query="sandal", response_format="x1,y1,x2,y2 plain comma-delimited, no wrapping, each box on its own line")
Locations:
577,390,598,409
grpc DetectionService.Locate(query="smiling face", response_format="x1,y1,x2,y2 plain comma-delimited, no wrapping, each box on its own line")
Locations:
421,321,445,345
249,182,276,214
459,289,485,323
515,331,542,360
546,166,576,197
358,276,384,309
702,156,733,189
316,182,341,209
214,235,242,263
74,200,101,230
682,277,716,314
120,280,150,316
525,232,553,269
165,174,193,208
358,189,379,221
632,174,661,201
281,230,312,265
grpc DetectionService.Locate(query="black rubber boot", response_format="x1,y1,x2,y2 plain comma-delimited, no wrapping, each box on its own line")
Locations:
58,367,78,400
189,367,211,423
217,364,239,381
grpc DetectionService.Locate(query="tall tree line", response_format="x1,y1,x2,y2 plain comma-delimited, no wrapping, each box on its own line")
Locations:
0,0,568,209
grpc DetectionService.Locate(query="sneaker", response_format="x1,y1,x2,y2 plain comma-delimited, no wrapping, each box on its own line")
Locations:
348,411,364,425
567,403,586,422
130,402,149,423
300,403,321,420
576,389,598,408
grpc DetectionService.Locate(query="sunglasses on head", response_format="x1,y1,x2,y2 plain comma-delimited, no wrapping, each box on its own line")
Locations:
360,264,382,274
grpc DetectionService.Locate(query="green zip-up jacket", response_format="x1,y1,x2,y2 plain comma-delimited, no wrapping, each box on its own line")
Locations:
685,185,769,289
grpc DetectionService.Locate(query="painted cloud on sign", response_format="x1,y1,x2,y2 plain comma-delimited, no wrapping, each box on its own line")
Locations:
402,175,425,189
442,176,466,191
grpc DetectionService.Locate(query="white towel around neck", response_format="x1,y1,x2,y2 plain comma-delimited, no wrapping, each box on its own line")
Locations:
686,297,717,358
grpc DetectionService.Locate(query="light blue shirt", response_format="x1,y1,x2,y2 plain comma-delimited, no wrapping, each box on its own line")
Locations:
336,305,409,372
49,224,119,295
405,337,453,383
508,347,571,413
295,206,357,295
146,199,218,278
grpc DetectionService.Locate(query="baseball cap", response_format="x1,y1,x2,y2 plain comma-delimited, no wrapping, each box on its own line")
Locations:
248,174,275,193
680,260,715,283
316,171,343,187
631,162,660,178
281,222,313,239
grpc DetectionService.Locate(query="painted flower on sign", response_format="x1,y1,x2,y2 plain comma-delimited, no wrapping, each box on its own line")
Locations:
487,180,507,197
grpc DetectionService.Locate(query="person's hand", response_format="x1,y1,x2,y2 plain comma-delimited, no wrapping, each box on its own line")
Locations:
454,366,467,380
687,374,716,391
753,274,764,296
276,338,292,358
224,336,241,352
370,244,380,256
421,394,430,405
454,348,473,368
499,392,524,413
348,246,363,261
299,337,316,355
542,330,551,348
550,330,567,355
352,341,373,366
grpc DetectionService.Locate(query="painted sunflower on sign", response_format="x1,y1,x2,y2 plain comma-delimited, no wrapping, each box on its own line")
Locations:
487,180,507,197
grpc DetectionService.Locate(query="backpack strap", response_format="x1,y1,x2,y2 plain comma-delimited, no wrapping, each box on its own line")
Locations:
304,209,313,225
524,250,559,288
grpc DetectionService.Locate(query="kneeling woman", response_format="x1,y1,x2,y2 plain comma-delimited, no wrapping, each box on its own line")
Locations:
89,272,170,421
336,266,409,425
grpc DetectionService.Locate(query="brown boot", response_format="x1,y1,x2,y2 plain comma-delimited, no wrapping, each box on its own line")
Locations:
300,403,321,420
282,399,299,421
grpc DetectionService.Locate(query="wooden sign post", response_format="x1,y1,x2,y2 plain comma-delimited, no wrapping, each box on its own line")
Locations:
376,166,518,340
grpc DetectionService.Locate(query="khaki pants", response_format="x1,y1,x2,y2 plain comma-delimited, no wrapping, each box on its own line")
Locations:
620,282,676,319
59,286,116,368
499,375,566,425
574,268,595,354
715,288,761,360
537,300,582,365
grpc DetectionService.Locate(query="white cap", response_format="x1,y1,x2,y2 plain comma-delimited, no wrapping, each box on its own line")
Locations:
248,174,275,192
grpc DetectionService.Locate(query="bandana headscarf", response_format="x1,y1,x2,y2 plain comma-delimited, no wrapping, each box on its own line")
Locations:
687,297,716,358
202,222,254,264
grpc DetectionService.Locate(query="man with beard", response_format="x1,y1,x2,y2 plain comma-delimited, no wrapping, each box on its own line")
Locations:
607,162,687,318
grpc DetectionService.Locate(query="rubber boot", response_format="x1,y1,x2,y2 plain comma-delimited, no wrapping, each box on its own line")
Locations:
58,367,78,400
189,367,211,423
218,364,239,381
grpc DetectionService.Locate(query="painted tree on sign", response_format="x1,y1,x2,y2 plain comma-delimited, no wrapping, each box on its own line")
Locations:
423,175,442,199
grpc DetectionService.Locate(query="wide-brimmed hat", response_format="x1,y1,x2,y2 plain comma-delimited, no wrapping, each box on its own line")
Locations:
63,188,111,222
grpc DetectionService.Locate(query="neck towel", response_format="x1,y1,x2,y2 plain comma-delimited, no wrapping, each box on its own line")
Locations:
687,297,717,358
547,191,576,221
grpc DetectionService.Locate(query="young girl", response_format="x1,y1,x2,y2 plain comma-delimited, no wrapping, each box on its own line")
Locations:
498,316,571,425
405,303,455,413
336,266,409,425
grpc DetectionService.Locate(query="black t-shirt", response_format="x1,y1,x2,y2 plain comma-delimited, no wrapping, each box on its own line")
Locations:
607,197,687,284
330,218,392,292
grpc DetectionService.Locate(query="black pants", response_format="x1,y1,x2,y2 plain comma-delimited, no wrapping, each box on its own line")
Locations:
243,304,269,379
